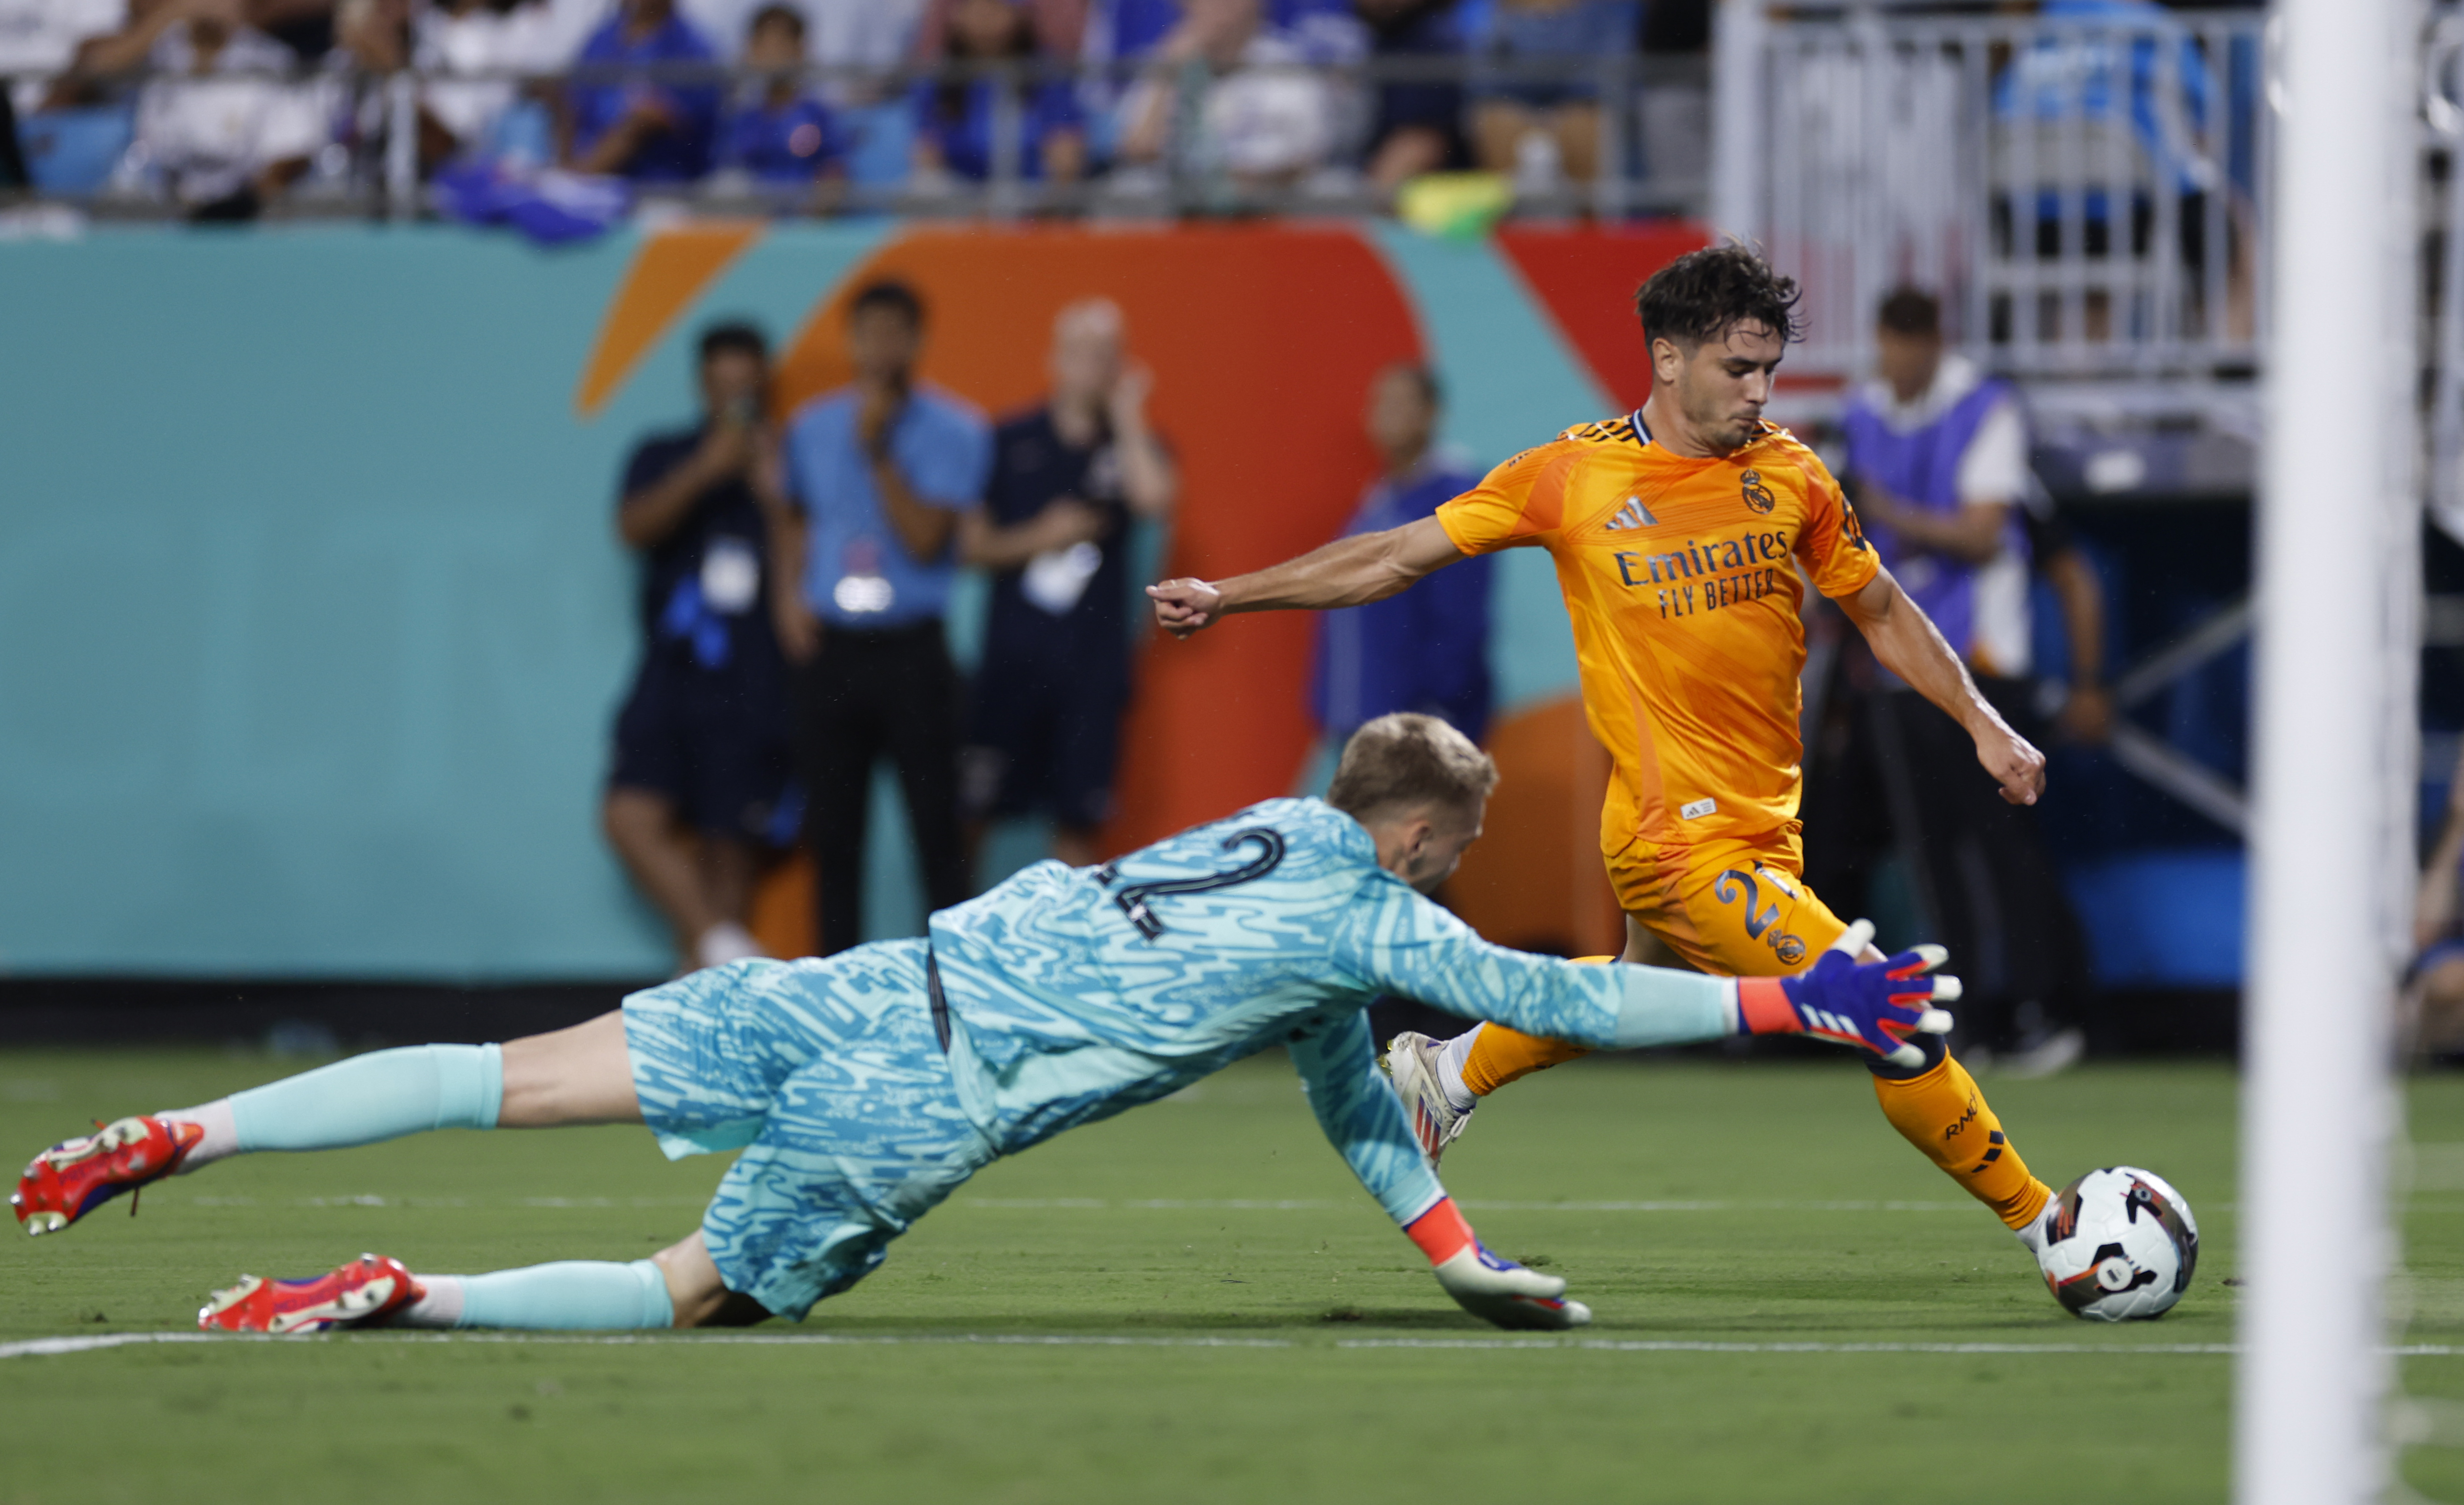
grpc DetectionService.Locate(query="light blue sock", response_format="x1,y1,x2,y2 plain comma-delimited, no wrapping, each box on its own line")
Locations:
451,1260,675,1330
228,1044,502,1152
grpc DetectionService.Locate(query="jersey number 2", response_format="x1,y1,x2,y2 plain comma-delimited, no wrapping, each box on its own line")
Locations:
1100,827,1287,940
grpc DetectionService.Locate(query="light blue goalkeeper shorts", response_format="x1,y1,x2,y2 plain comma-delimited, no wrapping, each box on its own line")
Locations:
621,939,994,1320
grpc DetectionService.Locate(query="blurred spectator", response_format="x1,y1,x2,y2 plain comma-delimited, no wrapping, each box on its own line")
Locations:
0,0,128,119
416,0,563,167
1309,363,1491,745
1803,286,2087,1075
602,321,798,974
1990,0,2243,343
2414,742,2464,1055
1354,0,1463,192
713,4,844,188
1466,0,1637,188
256,0,338,60
910,0,1083,185
2019,483,2114,748
775,279,989,955
959,299,1177,868
107,0,324,218
919,0,1083,57
1116,0,1333,186
565,0,718,179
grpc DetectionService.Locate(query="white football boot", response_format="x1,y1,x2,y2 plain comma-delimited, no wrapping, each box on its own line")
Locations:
1381,1031,1474,1164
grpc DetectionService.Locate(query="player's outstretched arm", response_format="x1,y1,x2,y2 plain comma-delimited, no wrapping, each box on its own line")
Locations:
1838,567,2046,806
1147,515,1464,638
1289,1014,1587,1331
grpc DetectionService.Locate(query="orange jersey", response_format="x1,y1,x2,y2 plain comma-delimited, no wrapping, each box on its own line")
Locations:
1434,412,1880,856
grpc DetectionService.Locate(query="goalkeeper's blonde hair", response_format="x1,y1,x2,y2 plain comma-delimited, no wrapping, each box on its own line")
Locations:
1326,713,1497,824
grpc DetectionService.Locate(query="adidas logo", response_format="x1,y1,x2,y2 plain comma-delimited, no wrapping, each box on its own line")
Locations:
1602,498,1657,532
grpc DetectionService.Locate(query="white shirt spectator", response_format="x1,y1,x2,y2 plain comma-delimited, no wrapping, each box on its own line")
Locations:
1197,28,1330,177
1116,24,1331,180
115,21,325,203
0,0,130,113
416,0,535,150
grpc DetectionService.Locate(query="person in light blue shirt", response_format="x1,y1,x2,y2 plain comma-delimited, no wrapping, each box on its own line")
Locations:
776,278,993,955
44,714,1957,1339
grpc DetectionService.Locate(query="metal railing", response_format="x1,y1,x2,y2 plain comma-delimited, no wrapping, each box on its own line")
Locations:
1742,5,2268,383
3,51,1713,223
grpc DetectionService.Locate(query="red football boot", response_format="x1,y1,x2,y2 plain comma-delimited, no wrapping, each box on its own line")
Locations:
199,1253,425,1334
12,1116,206,1237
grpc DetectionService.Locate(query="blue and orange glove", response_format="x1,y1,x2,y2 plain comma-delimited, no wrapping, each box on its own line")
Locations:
1404,1198,1589,1331
1731,919,1959,1069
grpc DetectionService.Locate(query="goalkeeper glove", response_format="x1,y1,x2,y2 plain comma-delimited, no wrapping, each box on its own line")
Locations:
1405,1197,1589,1331
1731,918,1959,1070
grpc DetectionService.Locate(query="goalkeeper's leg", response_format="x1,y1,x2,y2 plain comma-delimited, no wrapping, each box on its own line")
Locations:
161,1011,638,1166
15,1014,642,1236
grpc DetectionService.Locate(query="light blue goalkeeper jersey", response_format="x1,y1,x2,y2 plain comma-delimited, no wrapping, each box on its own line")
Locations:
927,797,1735,1230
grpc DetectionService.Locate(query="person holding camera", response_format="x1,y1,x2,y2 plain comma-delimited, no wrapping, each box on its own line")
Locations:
602,321,799,974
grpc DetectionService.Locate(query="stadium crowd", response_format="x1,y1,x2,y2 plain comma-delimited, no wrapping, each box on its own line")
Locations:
0,0,1711,217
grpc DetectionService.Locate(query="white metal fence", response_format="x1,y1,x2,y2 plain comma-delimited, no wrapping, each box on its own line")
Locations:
1742,6,2268,384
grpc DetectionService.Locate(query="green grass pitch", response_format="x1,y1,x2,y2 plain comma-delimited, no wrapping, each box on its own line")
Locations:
4,1047,2464,1504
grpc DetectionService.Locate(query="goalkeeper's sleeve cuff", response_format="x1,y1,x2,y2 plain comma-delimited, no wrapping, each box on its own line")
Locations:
1404,1197,1475,1265
1730,976,1793,1037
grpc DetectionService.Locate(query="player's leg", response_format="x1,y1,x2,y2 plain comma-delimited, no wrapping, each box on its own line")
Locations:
1434,846,1705,1116
1661,841,2055,1234
15,1013,641,1235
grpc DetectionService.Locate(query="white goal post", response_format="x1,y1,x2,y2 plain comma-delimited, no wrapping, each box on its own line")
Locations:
2238,0,2424,1498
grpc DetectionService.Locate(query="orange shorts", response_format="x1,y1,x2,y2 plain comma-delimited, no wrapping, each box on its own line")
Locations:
1604,825,1851,978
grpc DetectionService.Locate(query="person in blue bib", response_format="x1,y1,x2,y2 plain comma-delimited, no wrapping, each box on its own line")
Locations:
16,714,1960,1337
1811,286,2086,1076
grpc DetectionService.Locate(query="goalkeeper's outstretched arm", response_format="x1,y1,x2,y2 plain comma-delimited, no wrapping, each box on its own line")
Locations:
1287,1012,1587,1332
1333,891,1959,1069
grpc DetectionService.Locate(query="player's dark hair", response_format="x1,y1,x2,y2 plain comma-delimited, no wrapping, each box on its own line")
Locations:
746,2,804,39
698,320,768,365
849,278,926,331
1633,244,1805,352
1327,713,1498,825
1876,286,1942,337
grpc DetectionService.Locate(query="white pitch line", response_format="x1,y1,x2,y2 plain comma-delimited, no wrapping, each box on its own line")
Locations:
959,1197,1981,1213
8,1331,2454,1360
177,1194,2230,1216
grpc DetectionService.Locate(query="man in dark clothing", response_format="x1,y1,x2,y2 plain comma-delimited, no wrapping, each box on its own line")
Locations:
958,298,1179,869
1309,363,1493,749
602,321,797,973
1803,287,2088,1075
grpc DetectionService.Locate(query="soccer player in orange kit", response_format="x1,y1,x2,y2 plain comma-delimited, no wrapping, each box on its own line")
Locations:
1147,245,2065,1263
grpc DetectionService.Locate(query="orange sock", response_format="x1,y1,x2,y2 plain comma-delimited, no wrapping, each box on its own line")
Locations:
1869,1051,2052,1229
1460,1026,1591,1096
1457,955,1615,1097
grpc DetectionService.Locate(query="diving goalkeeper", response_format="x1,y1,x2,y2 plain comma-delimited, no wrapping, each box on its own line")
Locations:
13,715,1955,1336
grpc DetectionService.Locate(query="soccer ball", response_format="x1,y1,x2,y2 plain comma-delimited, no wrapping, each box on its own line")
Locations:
2036,1166,2200,1322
